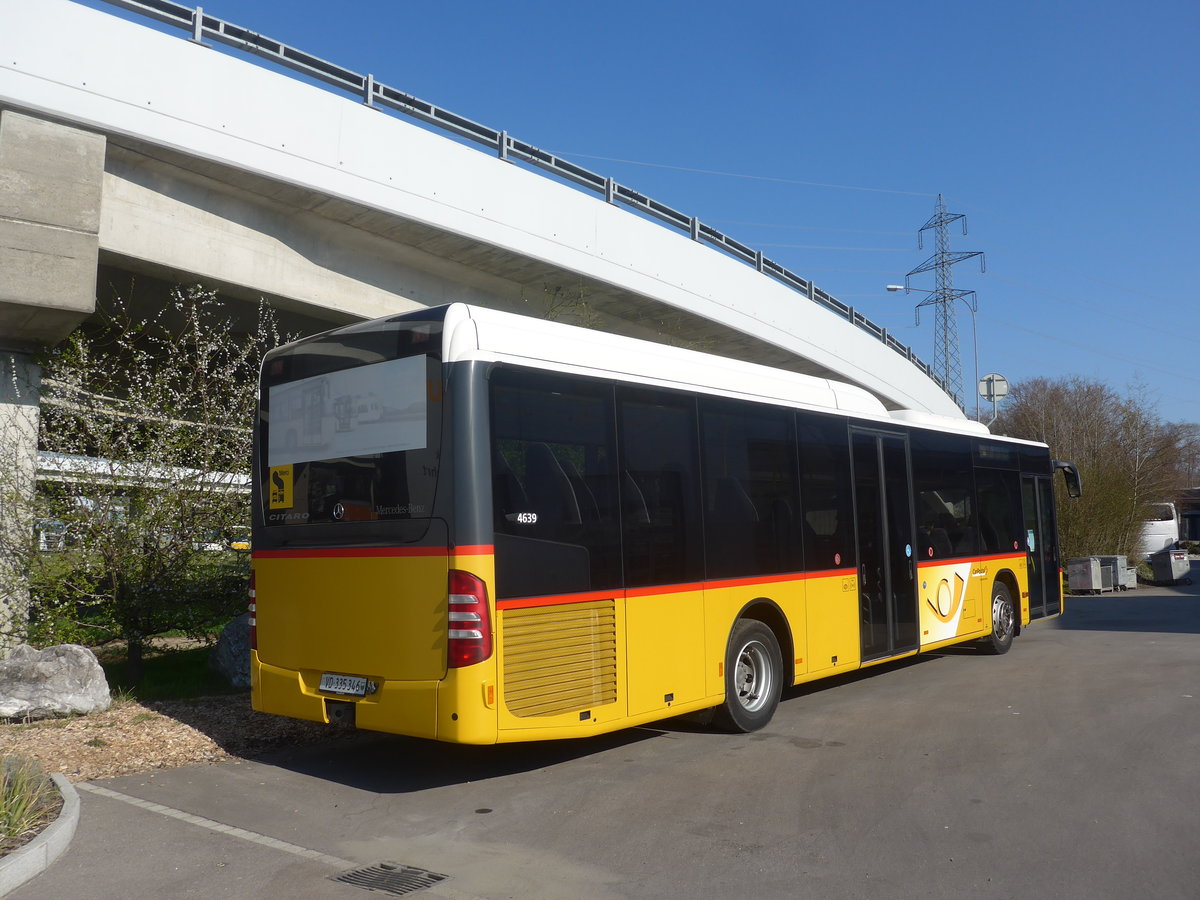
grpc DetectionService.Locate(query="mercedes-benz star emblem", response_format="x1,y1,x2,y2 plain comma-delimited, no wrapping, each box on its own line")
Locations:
332,502,345,520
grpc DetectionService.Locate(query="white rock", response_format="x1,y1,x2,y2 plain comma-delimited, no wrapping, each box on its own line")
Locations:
0,644,112,719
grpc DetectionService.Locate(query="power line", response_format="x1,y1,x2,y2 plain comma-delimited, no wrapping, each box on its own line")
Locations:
548,150,935,196
985,247,1178,307
544,152,1162,311
985,273,1182,340
941,196,1171,281
756,243,914,252
972,331,1200,412
707,220,913,236
978,313,1200,387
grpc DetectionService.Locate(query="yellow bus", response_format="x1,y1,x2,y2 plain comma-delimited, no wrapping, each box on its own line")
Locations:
251,304,1079,743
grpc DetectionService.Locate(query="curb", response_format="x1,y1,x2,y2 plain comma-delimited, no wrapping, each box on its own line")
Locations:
0,774,79,897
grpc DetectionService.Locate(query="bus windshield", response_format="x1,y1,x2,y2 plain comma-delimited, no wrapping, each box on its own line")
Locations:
258,313,444,526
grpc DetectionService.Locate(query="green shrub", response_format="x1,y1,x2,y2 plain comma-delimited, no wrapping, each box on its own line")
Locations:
0,756,62,857
25,551,248,652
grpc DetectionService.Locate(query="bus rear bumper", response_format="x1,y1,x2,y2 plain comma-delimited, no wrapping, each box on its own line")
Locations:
251,651,442,740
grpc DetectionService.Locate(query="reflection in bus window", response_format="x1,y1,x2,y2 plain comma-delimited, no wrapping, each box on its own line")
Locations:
700,398,802,579
490,368,621,598
911,431,977,560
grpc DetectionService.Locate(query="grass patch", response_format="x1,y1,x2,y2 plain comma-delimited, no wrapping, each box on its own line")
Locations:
1,757,62,857
101,646,243,703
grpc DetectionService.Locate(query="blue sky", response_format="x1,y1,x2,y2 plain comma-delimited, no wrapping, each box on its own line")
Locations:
78,0,1200,422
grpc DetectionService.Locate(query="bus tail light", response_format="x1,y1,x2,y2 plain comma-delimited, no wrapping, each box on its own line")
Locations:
448,569,492,668
248,569,257,651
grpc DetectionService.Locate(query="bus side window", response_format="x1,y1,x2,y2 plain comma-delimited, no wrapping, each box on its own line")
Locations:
492,450,528,527
797,413,855,572
975,469,1021,555
617,388,703,588
489,369,621,599
700,398,802,579
523,442,582,530
911,430,977,560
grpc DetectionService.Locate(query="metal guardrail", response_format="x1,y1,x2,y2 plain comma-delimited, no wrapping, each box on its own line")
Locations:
99,0,946,393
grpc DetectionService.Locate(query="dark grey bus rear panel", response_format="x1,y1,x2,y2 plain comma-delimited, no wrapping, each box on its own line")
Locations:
252,307,462,550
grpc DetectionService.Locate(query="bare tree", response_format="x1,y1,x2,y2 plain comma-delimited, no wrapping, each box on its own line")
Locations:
994,376,1192,559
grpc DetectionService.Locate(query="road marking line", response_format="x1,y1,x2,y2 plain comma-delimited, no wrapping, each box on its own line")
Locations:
77,782,353,869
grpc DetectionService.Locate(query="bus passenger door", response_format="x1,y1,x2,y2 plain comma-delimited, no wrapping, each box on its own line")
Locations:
851,430,919,659
1022,475,1061,618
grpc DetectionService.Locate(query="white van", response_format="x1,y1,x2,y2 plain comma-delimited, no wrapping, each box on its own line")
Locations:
1137,502,1179,559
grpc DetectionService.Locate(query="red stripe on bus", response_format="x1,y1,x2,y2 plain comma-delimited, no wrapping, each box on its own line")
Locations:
450,545,494,556
701,572,809,592
253,547,450,559
625,582,707,598
498,568,859,608
254,545,495,560
803,567,859,580
497,590,618,610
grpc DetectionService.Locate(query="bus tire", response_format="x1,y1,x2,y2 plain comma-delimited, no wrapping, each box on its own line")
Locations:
713,619,783,733
983,582,1015,655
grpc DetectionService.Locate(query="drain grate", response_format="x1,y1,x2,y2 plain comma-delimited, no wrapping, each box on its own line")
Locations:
332,861,450,896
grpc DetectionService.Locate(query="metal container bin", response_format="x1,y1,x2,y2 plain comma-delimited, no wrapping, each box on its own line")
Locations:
1096,555,1131,591
1119,566,1138,590
1150,548,1192,585
1067,557,1103,594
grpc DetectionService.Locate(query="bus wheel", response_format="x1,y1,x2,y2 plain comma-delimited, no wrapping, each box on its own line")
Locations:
714,619,783,732
983,582,1015,655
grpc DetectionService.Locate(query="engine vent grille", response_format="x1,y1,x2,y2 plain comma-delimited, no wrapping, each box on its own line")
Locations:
502,599,617,717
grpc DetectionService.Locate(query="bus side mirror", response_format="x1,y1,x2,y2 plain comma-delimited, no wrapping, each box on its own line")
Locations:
1053,460,1082,498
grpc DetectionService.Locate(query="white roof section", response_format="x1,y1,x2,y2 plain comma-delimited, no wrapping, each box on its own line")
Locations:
446,304,989,436
1,0,963,419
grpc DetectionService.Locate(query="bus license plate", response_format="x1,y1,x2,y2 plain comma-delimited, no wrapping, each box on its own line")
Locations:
319,673,368,696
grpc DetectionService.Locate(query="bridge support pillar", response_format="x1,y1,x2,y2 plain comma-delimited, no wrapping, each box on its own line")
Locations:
0,109,105,649
0,353,40,650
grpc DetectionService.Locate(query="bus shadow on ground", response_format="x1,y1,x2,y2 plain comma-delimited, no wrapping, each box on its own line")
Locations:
255,725,659,794
252,582,1200,793
652,653,947,739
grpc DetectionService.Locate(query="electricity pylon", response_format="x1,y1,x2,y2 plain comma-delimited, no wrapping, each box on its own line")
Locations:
901,194,985,409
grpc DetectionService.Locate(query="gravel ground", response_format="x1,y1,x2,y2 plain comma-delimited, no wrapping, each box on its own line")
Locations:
0,694,343,783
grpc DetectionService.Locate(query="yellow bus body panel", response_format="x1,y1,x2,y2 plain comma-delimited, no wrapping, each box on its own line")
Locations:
917,555,1028,647
801,572,862,680
625,588,707,717
251,549,502,744
251,548,1043,744
253,552,449,681
918,560,985,644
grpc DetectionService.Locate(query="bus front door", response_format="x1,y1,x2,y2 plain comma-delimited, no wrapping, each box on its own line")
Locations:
1022,475,1062,618
851,430,919,660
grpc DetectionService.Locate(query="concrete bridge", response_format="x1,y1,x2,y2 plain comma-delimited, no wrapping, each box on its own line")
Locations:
0,0,963,636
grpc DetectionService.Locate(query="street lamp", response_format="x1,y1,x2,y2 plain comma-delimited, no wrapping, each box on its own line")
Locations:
886,284,980,420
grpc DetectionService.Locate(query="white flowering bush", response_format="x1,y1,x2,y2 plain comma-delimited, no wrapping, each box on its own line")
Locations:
7,287,288,681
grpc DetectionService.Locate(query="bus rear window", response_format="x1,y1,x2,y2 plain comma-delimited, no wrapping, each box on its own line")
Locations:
259,316,444,526
268,356,427,467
